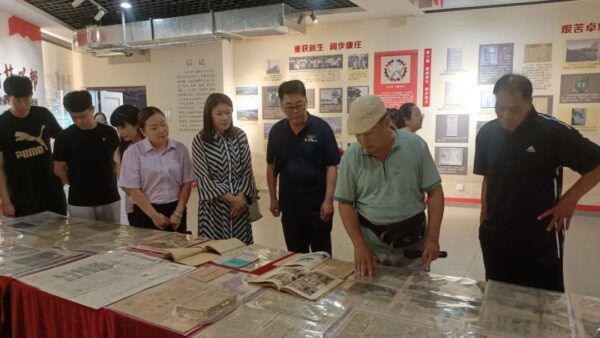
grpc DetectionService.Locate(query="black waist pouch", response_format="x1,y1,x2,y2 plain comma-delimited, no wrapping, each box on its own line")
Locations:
359,212,426,248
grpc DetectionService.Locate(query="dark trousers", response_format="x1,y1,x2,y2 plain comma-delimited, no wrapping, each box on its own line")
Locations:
281,211,332,255
481,242,565,292
131,202,187,233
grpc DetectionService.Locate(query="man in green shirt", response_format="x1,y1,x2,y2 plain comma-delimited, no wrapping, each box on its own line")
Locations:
335,95,444,277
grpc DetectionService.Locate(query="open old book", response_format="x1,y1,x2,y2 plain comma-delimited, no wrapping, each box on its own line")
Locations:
248,252,353,300
135,234,246,266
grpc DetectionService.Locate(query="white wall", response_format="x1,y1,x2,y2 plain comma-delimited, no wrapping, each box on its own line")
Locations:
42,41,73,127
232,0,600,205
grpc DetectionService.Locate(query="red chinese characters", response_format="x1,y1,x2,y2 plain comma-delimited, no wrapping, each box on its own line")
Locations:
294,41,363,53
561,22,599,34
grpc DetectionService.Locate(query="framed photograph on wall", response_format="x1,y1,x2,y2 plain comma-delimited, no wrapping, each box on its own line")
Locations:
320,88,343,113
347,86,369,113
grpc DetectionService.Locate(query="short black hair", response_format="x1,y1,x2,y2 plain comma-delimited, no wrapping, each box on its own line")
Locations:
3,76,33,98
110,104,139,127
278,79,306,101
63,90,93,113
493,74,533,101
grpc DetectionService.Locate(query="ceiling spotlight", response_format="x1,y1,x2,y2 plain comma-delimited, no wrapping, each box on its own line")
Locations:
71,0,85,8
120,2,132,9
310,11,318,23
297,13,304,24
94,9,106,21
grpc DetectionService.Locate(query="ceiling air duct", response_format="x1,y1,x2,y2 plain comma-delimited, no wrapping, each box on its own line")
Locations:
72,3,305,57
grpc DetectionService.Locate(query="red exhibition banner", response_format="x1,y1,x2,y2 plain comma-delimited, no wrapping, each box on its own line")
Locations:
423,48,432,107
374,49,419,108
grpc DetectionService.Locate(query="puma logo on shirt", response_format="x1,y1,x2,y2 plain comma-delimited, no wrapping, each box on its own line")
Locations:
14,125,48,159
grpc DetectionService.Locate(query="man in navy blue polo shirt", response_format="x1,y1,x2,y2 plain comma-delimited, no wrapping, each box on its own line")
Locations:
267,80,340,254
475,74,600,292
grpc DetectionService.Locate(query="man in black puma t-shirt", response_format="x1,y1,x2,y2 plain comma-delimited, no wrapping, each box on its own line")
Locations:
0,76,66,217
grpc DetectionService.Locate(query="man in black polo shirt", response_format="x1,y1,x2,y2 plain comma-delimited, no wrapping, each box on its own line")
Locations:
475,74,600,292
54,91,120,223
267,80,340,254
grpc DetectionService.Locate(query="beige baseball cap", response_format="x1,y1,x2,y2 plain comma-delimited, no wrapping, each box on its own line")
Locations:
348,95,387,134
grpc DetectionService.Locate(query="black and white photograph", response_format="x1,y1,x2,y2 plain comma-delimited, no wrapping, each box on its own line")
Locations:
566,39,600,63
571,108,587,126
289,54,343,71
348,53,369,70
480,45,499,66
347,86,369,113
307,88,316,109
322,117,342,134
262,86,285,120
446,48,463,71
438,147,464,166
435,147,469,175
320,88,343,113
266,59,281,74
481,92,496,108
436,114,470,143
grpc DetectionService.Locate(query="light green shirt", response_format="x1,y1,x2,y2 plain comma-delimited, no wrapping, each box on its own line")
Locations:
335,130,441,225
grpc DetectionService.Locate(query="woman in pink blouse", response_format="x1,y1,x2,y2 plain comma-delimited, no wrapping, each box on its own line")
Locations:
118,107,194,232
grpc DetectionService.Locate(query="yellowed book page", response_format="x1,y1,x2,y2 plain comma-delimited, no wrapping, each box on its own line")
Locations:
186,264,231,283
281,271,342,301
166,247,207,261
248,266,306,291
178,253,220,267
315,259,354,280
110,274,237,334
204,238,245,254
275,252,330,270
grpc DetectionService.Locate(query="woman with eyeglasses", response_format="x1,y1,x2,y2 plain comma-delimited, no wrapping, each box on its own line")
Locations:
192,93,257,245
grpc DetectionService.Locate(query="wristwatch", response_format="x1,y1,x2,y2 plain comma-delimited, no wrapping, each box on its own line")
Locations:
173,211,183,219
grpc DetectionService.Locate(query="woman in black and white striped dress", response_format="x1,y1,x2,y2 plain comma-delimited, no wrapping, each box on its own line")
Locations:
192,93,257,244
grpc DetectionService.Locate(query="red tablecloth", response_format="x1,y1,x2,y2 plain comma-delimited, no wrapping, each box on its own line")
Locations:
8,280,186,338
0,277,13,338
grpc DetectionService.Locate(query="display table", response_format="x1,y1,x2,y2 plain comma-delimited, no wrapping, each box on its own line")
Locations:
0,212,597,338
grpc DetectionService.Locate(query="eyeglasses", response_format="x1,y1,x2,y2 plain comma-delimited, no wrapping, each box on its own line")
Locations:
282,102,306,113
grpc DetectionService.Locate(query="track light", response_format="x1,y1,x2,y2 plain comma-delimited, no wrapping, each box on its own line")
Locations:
297,13,304,24
120,2,132,9
94,9,106,21
71,0,85,8
310,11,318,23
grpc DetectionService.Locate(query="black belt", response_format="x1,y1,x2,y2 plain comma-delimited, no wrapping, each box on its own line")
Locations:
359,212,426,248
